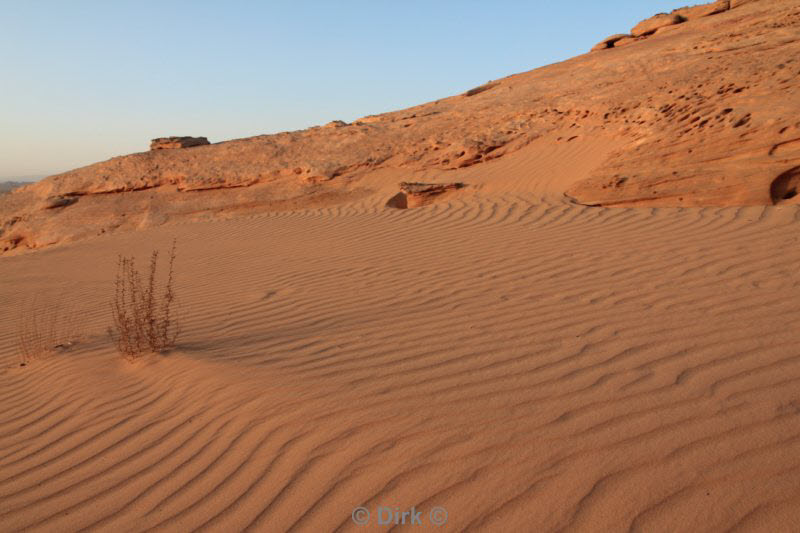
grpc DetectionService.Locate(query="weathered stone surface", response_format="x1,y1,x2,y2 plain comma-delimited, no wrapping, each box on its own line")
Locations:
613,36,640,48
2,0,799,253
150,136,210,150
672,0,730,19
464,82,500,97
43,195,78,209
770,166,800,204
631,13,686,37
399,182,464,195
388,182,466,209
591,34,632,52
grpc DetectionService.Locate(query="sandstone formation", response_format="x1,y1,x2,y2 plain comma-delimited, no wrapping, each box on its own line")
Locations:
590,34,631,51
1,0,799,254
630,13,687,37
387,181,466,209
42,195,78,209
595,1,733,54
150,136,210,150
770,165,800,204
672,0,731,19
463,81,500,97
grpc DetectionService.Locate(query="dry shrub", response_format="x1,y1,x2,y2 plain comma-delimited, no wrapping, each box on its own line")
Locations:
17,294,82,366
110,240,180,360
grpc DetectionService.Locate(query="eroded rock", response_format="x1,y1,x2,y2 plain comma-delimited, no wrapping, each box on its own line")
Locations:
631,13,686,37
591,34,632,51
150,137,210,150
770,166,800,204
2,0,798,253
387,182,466,209
672,0,730,19
43,195,78,209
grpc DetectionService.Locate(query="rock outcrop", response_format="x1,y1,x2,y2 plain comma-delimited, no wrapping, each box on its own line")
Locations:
630,13,687,37
42,195,78,209
672,0,731,19
591,34,632,51
150,136,210,150
1,0,799,254
593,0,735,53
387,182,466,209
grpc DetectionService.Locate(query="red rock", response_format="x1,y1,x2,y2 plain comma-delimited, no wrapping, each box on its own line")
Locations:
387,182,465,209
631,13,686,37
590,34,632,52
614,36,640,48
672,0,730,19
150,136,210,150
43,195,78,209
1,0,798,253
464,82,500,97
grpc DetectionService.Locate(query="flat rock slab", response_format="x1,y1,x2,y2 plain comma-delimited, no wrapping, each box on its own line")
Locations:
150,137,210,150
673,0,730,20
43,195,78,209
387,182,466,209
399,182,465,195
631,13,686,37
591,34,631,52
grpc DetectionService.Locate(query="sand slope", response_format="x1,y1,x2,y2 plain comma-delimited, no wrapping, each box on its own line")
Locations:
2,133,800,530
2,1,800,530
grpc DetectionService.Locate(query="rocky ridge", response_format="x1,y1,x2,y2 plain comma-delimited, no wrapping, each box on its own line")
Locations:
1,0,798,254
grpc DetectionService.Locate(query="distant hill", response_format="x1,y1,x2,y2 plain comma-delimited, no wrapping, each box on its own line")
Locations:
0,181,26,195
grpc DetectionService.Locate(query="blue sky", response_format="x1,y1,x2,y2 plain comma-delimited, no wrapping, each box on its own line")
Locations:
1,1,673,179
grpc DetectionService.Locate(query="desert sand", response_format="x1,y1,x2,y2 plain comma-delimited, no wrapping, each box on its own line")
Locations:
2,0,800,531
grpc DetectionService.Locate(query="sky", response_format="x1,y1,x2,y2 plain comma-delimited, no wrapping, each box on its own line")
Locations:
0,1,674,180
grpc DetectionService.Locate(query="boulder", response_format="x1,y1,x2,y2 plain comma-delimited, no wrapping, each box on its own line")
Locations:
324,120,349,128
631,13,686,37
387,182,465,209
591,34,632,52
150,136,210,150
672,1,730,19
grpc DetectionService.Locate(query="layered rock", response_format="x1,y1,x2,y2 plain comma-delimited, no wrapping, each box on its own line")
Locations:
1,0,799,254
630,13,687,37
591,34,631,51
42,195,78,209
386,182,466,209
150,136,210,150
672,0,731,19
593,0,734,53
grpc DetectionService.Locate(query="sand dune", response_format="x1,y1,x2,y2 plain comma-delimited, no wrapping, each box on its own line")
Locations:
2,141,800,530
3,0,800,530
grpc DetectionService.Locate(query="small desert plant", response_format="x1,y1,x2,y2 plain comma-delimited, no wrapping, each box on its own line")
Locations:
109,240,180,360
17,294,82,366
